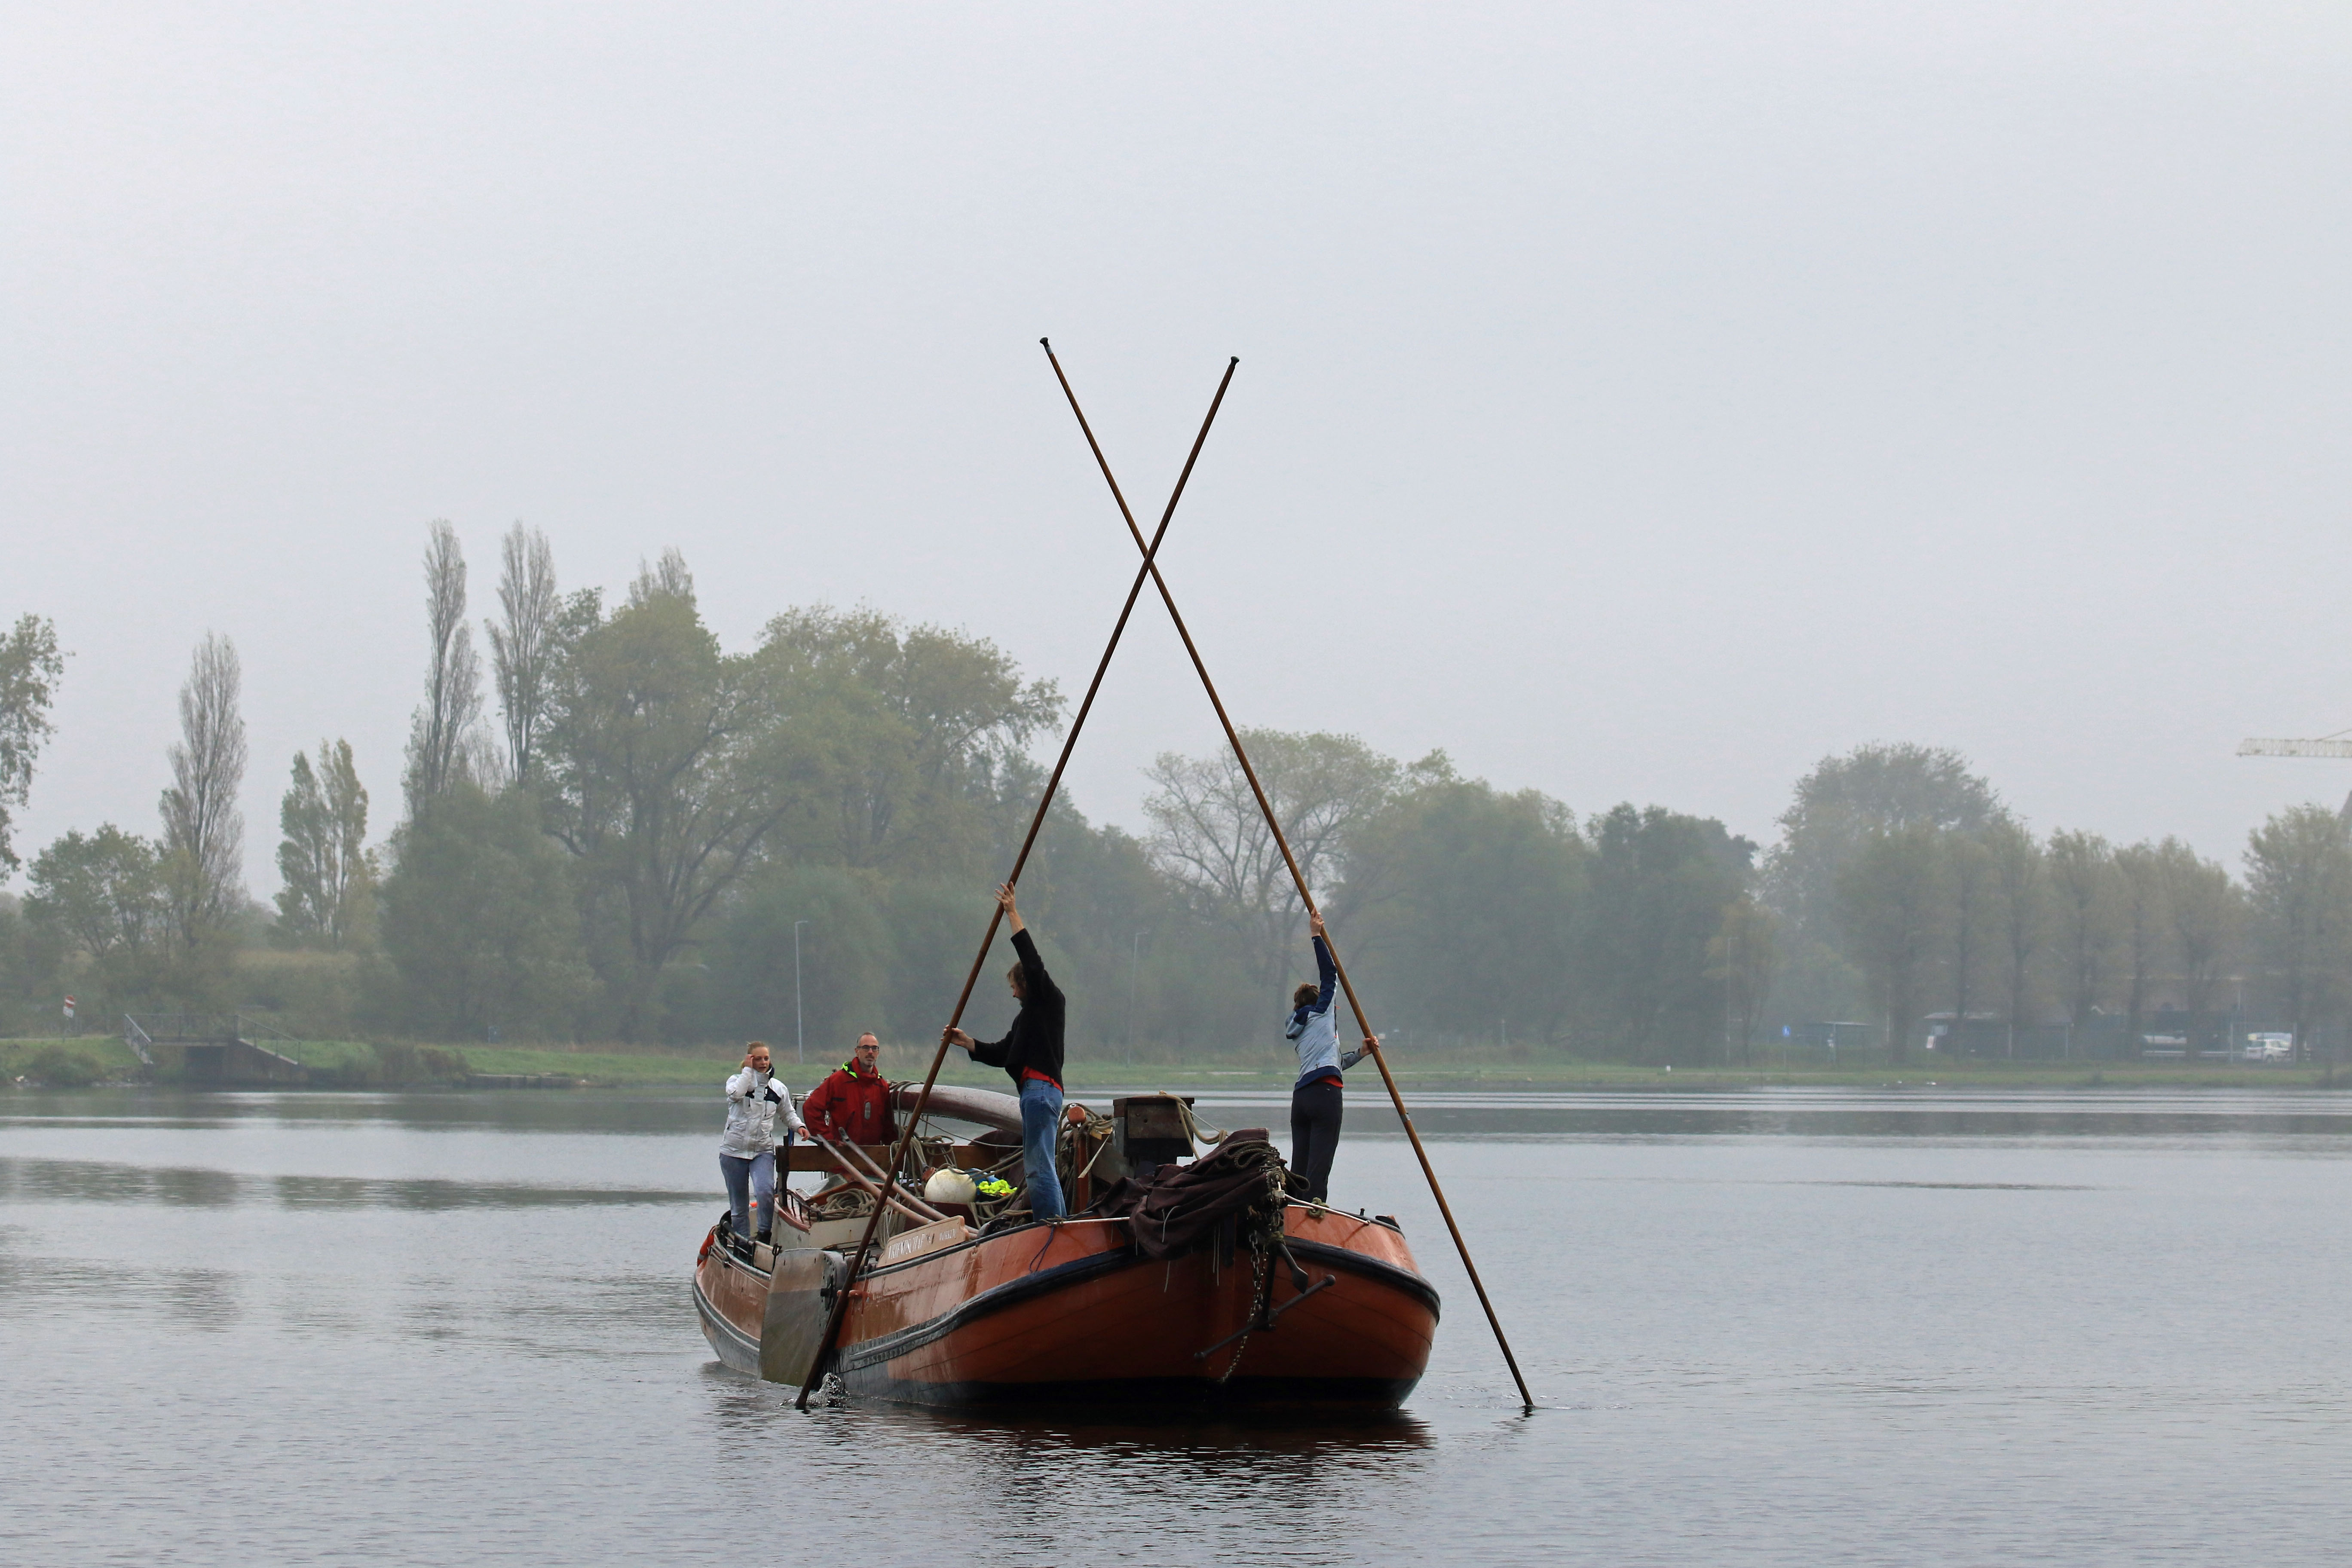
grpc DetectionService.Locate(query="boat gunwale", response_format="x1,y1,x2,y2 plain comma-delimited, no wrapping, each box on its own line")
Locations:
1283,1238,1443,1319
851,1202,1409,1283
838,1371,1424,1409
704,1232,773,1284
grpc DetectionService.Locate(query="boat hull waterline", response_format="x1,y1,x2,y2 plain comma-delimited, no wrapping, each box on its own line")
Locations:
693,1205,1439,1408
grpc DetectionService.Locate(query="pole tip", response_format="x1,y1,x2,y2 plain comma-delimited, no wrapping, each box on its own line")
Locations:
1229,355,1240,365
1040,337,1052,350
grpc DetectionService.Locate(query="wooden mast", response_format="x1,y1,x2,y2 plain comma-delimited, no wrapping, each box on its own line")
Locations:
794,351,1240,1410
1041,343,1537,1415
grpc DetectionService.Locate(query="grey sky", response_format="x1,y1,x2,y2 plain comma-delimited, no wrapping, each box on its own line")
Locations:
6,3,2349,894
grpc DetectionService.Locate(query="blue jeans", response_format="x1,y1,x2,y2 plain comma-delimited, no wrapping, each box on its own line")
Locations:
1019,1077,1066,1221
720,1150,776,1238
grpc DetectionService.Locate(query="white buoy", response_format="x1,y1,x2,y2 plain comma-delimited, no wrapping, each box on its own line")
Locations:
923,1168,977,1204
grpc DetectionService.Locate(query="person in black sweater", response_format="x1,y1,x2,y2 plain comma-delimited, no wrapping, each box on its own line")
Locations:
943,883,1069,1219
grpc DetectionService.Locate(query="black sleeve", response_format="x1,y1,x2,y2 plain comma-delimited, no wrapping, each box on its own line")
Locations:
968,1031,1011,1069
1013,928,1060,1006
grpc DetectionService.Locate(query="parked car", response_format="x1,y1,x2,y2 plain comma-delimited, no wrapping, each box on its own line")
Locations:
2245,1033,2294,1063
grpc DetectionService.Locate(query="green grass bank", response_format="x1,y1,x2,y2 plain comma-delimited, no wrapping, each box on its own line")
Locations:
8,1034,2352,1093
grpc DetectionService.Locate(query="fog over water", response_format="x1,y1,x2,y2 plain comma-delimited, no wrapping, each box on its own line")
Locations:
5,1087,2351,1565
6,4,2351,887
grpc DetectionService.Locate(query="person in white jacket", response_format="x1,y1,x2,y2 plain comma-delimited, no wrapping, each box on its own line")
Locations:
720,1042,804,1246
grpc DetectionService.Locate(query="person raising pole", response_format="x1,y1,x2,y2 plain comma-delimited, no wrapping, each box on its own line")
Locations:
1284,911,1364,1204
943,883,1068,1221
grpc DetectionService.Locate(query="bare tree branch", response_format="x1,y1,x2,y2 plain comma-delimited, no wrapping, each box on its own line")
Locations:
1142,728,1400,983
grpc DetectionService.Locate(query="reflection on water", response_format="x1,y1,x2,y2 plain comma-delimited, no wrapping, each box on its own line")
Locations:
0,1229,241,1328
14,1082,2352,1141
0,1156,707,1210
2,1085,2349,1567
1185,1086,2352,1142
852,1400,1438,1457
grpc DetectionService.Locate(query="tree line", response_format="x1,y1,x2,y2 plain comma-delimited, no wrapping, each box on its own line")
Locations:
4,535,2352,1065
1760,744,2351,1064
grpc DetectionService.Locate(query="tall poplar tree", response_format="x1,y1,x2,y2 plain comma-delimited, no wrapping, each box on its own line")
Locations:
159,632,247,958
275,739,374,950
488,523,559,785
405,521,487,808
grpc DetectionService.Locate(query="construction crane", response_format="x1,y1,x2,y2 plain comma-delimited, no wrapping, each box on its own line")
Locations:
2238,733,2352,820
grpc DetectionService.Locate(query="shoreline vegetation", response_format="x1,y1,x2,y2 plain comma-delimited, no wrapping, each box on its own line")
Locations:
13,547,2352,1089
6,1035,2349,1093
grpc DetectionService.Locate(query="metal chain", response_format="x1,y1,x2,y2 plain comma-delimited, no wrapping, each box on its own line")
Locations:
1210,1155,1295,1385
1215,1240,1271,1386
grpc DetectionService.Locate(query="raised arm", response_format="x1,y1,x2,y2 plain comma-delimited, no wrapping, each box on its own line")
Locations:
1012,929,1058,1006
1309,911,1336,1013
998,883,1058,1004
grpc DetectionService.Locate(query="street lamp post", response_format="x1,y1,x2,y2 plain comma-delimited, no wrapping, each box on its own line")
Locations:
793,920,809,1066
1127,930,1145,1067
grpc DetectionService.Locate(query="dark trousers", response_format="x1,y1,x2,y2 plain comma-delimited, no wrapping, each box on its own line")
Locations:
1289,1079,1343,1204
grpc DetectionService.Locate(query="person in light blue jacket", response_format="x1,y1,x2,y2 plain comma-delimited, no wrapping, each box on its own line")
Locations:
1283,911,1364,1203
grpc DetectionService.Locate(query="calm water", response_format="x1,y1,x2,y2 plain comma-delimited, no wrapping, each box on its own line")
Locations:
4,1084,2350,1566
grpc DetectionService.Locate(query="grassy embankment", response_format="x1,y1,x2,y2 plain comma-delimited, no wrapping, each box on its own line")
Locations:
6,1034,2349,1091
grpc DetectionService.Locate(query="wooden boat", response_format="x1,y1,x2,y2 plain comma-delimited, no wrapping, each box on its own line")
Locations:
692,1085,1439,1407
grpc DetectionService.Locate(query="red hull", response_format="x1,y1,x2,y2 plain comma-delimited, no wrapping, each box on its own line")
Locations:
694,1204,1438,1409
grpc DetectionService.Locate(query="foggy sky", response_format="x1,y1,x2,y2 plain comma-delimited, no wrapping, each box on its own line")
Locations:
6,3,2349,894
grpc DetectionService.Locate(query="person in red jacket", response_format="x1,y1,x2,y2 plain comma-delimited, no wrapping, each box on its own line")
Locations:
804,1032,897,1146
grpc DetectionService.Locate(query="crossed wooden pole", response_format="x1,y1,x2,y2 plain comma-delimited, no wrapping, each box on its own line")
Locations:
1041,342,1534,1415
796,355,1238,1410
799,347,1532,1415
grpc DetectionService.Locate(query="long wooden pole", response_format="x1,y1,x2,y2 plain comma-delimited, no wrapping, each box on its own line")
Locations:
804,1132,952,1226
1041,343,1537,1414
795,350,1240,1409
